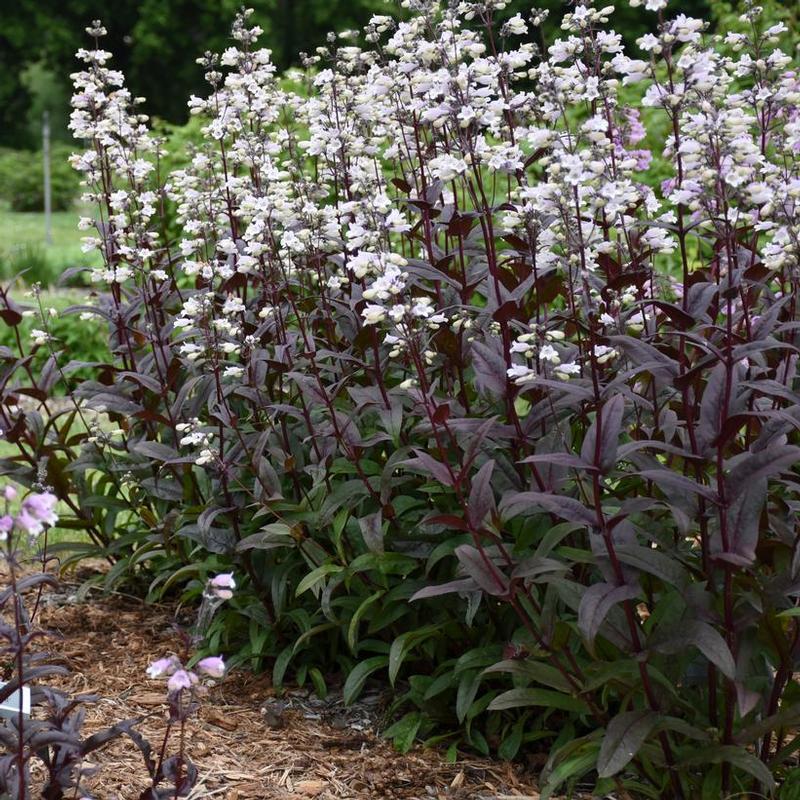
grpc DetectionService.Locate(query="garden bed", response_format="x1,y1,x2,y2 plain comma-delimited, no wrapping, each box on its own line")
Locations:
33,573,542,800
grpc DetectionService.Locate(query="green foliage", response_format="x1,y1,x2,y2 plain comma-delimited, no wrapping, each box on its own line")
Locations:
0,145,79,213
0,290,109,389
21,62,73,146
0,200,101,287
0,243,60,287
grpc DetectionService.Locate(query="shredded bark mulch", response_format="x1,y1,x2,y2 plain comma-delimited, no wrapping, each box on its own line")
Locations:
31,584,543,799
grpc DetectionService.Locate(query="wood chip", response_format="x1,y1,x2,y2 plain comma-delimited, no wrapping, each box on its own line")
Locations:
294,779,328,796
205,709,239,731
128,692,167,706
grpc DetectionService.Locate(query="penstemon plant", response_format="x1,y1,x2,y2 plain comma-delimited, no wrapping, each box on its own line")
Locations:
0,487,137,799
0,0,798,796
137,573,231,800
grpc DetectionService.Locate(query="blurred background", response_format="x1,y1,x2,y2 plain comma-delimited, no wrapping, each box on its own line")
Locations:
0,0,795,291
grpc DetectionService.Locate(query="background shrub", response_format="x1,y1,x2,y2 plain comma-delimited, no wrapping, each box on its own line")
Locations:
0,144,80,213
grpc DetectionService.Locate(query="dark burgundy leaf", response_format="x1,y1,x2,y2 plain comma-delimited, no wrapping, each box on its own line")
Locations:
606,335,678,379
470,340,508,397
644,300,694,329
455,545,510,597
468,460,496,528
518,453,596,471
581,394,625,473
578,582,639,647
401,452,455,486
500,491,596,526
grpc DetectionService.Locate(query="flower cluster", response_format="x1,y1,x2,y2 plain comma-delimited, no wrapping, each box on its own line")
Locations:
146,573,234,698
146,654,226,694
66,0,799,442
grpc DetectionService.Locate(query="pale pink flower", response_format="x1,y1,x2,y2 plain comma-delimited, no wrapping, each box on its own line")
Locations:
168,669,198,693
146,656,181,679
209,573,236,600
196,656,226,678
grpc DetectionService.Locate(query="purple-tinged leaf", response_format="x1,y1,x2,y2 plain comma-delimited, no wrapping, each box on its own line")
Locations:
423,513,470,531
130,440,180,462
468,460,496,528
636,469,720,504
734,681,761,718
642,300,694,329
697,362,729,455
84,391,143,416
714,477,766,566
578,582,639,648
597,710,659,778
358,510,384,554
615,544,690,587
606,335,678,379
528,378,594,400
617,440,701,461
400,452,455,486
410,578,478,602
685,281,718,320
500,491,597,526
470,340,508,397
511,556,567,581
455,545,509,597
652,620,736,679
518,453,596,471
726,443,800,499
581,394,625,473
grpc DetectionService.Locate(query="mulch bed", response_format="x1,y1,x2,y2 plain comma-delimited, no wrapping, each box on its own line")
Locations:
29,582,543,799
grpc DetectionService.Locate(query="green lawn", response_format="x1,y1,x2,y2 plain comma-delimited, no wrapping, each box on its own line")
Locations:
0,201,100,286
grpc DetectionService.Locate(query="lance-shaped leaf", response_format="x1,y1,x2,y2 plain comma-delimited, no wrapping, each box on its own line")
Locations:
578,582,639,648
714,477,766,566
651,620,736,679
606,334,678,379
488,688,589,714
678,745,774,791
519,453,596,471
483,659,572,692
500,491,597,526
468,460,496,528
597,710,659,778
615,543,690,588
581,394,625,473
410,578,478,602
725,443,800,500
400,451,455,486
130,440,180,462
697,362,730,455
635,469,720,504
358,510,384,554
471,339,508,397
455,545,509,597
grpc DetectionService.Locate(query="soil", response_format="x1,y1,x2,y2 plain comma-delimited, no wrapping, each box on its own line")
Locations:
28,575,544,800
